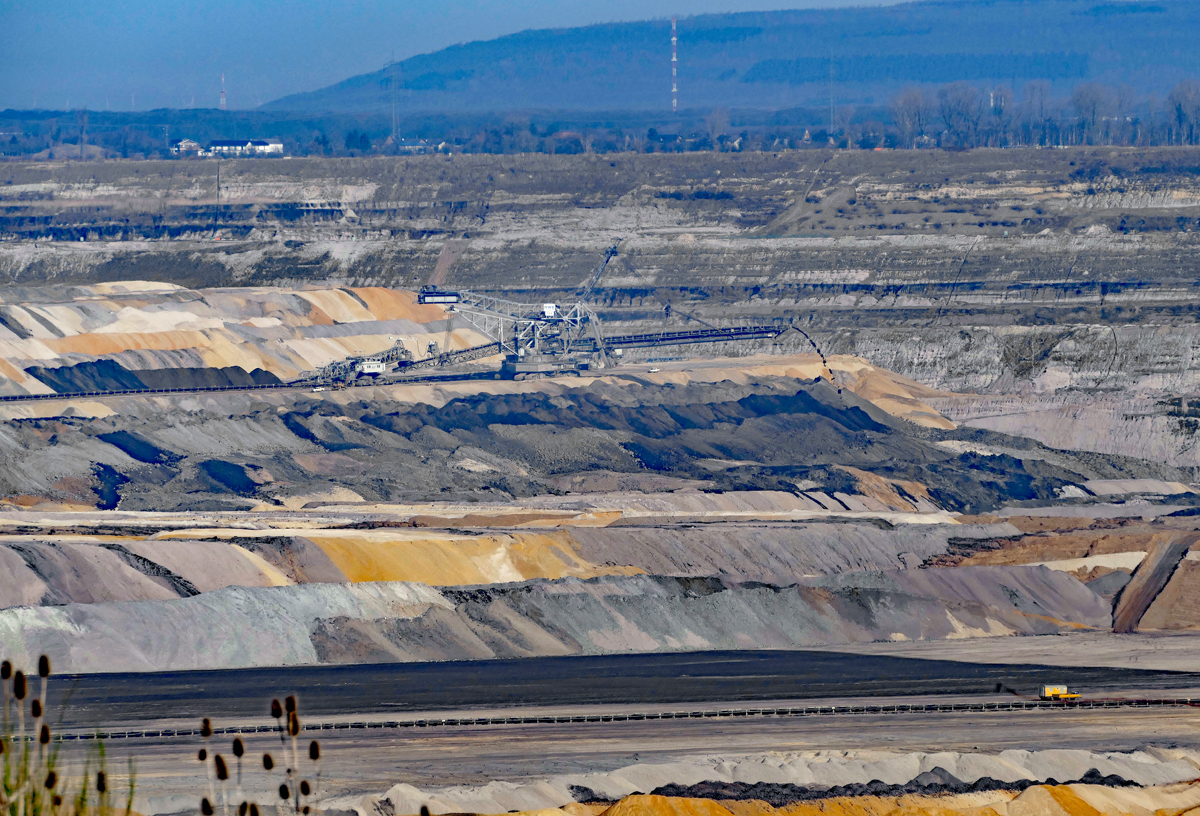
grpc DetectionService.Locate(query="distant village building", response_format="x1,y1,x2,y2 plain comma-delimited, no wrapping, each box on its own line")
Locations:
170,138,202,155
389,137,430,154
201,139,285,157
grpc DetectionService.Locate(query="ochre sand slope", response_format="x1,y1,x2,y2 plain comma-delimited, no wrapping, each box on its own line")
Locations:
0,283,484,394
366,784,1200,816
548,785,1200,816
347,749,1200,816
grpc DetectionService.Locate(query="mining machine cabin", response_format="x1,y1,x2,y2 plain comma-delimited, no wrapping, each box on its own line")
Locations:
1039,685,1082,701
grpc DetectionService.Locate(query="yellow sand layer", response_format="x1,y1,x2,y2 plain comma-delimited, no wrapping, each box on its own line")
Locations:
44,329,213,357
349,287,448,323
483,783,1200,816
307,530,644,585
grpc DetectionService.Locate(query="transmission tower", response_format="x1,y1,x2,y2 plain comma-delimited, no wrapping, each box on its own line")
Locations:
671,17,678,113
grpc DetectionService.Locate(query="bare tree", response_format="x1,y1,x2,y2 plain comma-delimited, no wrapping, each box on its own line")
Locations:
890,87,932,148
76,109,88,161
1168,79,1200,144
937,82,983,147
1071,83,1113,144
705,107,731,146
1019,81,1051,146
1113,84,1137,144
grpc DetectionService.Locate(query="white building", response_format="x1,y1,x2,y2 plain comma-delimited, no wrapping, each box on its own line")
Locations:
170,138,202,155
204,139,284,156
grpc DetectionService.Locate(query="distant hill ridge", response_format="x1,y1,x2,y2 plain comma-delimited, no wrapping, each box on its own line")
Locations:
263,0,1200,113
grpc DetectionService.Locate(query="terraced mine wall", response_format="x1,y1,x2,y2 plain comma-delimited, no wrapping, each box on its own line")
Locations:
5,149,1200,435
0,518,1027,608
0,566,1111,673
0,372,1180,512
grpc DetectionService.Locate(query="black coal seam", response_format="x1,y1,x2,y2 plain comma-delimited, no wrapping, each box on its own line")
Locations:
633,768,1140,807
96,542,201,597
1113,535,1196,633
1,542,65,605
0,309,31,339
23,308,65,338
339,288,372,310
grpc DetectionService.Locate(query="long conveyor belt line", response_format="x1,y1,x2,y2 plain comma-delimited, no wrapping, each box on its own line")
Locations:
0,326,787,404
44,697,1200,742
0,367,496,403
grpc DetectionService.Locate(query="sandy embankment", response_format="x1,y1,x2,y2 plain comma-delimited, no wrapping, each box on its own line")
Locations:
340,748,1200,816
0,564,1110,673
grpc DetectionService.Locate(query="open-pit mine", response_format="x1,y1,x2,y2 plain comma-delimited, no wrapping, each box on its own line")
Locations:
1,148,1200,816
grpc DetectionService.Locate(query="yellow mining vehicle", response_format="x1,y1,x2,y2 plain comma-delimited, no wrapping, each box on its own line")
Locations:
1039,685,1083,701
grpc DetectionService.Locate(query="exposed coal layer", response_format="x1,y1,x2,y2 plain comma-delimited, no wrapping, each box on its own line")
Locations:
39,648,1195,728
641,769,1140,807
0,518,1027,609
24,360,281,393
318,382,1096,512
0,375,1179,513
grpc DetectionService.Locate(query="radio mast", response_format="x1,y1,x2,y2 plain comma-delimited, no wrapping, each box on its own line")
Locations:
671,17,678,113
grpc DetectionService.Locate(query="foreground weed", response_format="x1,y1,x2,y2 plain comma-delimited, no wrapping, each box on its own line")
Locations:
1,656,133,816
197,696,321,816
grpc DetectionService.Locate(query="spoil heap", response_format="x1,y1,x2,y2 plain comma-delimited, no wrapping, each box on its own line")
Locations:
0,566,1110,673
350,749,1200,816
0,282,480,396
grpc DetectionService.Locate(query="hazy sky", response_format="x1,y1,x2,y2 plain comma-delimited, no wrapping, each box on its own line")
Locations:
1,0,910,111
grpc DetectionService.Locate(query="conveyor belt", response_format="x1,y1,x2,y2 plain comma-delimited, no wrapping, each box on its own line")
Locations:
0,327,784,404
46,697,1200,741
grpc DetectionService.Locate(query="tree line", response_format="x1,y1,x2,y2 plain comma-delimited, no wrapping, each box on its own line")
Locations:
887,79,1200,149
3,78,1200,160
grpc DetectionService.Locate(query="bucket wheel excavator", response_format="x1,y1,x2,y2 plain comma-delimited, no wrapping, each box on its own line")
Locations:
423,241,793,380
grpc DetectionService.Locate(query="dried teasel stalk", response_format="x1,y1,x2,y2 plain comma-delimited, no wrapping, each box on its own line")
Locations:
194,698,325,816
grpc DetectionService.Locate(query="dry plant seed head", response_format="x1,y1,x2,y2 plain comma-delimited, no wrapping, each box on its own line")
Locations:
53,795,62,807
0,660,9,679
215,755,229,781
278,785,290,801
284,696,296,714
45,771,57,789
250,805,260,816
40,724,50,744
38,655,50,678
262,754,274,770
13,670,26,699
97,771,107,793
308,741,319,761
233,738,244,758
299,781,310,797
31,699,41,717
199,749,208,761
201,718,213,738
239,802,248,816
421,806,431,816
287,712,299,737
270,700,282,719
303,808,310,815
202,799,214,816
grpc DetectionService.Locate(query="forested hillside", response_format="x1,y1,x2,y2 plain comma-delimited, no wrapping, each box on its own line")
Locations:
265,0,1200,112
